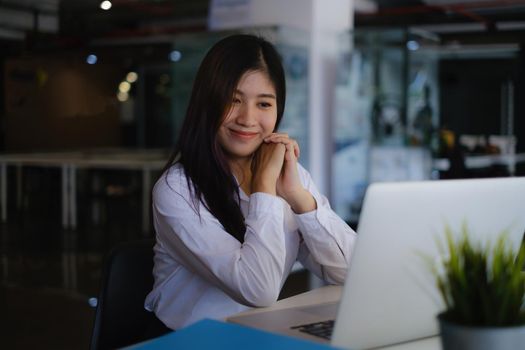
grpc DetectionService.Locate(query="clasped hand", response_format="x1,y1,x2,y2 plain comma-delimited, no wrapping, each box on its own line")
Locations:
251,133,316,213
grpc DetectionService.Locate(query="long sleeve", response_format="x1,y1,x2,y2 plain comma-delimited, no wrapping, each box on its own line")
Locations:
152,166,287,307
294,165,357,284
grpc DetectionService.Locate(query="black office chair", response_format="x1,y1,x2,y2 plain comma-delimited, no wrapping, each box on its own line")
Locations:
90,239,170,350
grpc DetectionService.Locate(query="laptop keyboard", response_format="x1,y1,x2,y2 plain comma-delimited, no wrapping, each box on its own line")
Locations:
291,320,334,340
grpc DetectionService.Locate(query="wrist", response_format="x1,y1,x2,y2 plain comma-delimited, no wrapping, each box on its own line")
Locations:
285,189,317,214
252,177,277,196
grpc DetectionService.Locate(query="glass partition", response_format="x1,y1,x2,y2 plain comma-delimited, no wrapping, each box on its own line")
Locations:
332,28,439,222
332,26,525,223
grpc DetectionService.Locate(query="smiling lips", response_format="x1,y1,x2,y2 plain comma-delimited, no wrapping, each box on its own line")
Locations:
229,129,259,140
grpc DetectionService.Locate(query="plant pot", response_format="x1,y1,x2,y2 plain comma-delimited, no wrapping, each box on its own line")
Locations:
438,313,525,350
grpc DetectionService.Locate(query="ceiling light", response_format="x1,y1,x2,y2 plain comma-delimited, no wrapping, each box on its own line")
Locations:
117,91,129,102
169,50,182,62
407,40,420,51
496,21,525,31
119,81,131,93
126,72,138,83
86,54,98,64
100,1,112,11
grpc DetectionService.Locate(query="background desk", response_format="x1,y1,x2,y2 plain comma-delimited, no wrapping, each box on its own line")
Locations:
0,149,166,233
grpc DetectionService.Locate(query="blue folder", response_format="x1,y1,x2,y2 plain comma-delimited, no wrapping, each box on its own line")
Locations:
124,318,341,350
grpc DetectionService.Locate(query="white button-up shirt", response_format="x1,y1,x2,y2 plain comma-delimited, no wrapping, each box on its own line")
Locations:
145,163,357,330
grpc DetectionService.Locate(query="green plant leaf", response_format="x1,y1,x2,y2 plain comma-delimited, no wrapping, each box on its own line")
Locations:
427,224,525,326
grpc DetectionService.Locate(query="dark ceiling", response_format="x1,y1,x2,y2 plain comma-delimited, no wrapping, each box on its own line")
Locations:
2,0,525,48
361,0,525,27
360,0,525,45
59,0,209,39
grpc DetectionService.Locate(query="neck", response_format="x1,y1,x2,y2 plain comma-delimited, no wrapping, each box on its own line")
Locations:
228,157,253,195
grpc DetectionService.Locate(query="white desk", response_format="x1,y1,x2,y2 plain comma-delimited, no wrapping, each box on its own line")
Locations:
230,285,441,350
0,149,166,233
433,152,525,173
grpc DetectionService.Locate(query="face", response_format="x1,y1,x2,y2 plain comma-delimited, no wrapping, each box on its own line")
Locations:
217,70,278,163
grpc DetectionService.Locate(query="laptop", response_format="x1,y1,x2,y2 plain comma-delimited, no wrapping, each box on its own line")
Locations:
229,177,525,349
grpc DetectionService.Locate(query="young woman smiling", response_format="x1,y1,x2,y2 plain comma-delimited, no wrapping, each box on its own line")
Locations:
145,34,357,331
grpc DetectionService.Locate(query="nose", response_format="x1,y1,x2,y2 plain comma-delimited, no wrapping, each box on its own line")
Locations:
235,103,256,127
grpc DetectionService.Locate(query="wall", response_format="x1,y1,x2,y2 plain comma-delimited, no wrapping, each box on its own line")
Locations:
4,55,121,151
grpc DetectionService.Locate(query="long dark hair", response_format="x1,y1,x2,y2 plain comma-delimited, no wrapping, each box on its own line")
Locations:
164,34,286,243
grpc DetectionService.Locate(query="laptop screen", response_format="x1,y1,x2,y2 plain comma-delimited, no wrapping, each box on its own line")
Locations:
332,177,525,349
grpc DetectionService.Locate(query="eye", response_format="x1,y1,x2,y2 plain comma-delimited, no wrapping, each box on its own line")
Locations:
258,101,273,109
232,97,241,104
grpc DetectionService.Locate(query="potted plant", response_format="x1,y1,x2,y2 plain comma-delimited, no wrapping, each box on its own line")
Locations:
431,225,525,350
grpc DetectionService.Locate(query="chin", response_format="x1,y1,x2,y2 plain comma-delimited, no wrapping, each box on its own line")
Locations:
234,149,257,158
227,145,259,158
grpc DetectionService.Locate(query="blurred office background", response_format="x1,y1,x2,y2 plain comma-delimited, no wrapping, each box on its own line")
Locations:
1,0,525,348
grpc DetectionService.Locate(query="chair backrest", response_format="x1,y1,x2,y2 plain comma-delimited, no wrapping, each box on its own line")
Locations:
90,239,158,350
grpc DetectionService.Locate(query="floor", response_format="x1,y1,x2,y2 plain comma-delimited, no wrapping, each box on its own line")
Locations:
0,167,310,349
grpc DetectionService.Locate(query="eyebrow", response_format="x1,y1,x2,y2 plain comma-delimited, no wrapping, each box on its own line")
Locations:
234,89,276,99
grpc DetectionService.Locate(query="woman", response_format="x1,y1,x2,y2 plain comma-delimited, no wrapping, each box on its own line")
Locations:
145,34,357,330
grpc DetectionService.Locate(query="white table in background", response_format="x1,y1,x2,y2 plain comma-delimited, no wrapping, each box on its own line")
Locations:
0,149,167,234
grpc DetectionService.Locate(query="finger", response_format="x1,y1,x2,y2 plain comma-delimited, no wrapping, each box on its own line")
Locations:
264,133,289,142
293,140,300,159
265,135,294,145
277,144,287,165
284,142,296,162
269,132,289,138
266,137,300,159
